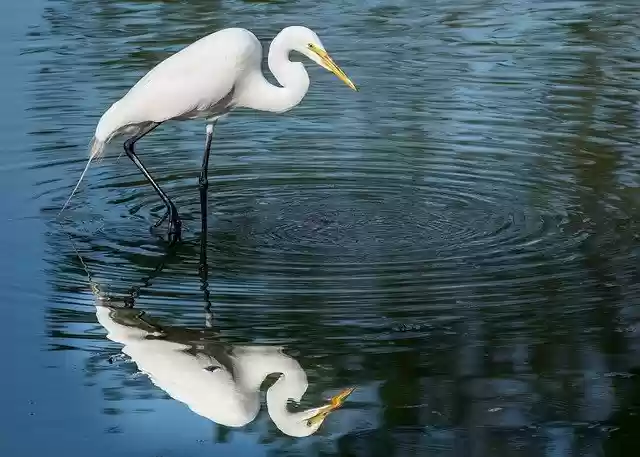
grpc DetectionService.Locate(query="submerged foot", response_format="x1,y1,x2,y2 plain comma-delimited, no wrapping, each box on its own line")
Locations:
168,210,182,245
153,209,170,228
150,206,182,244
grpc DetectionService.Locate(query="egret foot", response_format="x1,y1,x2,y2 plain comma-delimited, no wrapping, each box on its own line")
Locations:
167,206,182,244
153,209,170,228
150,205,182,244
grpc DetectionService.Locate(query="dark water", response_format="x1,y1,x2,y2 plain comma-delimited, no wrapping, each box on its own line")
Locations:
3,0,640,455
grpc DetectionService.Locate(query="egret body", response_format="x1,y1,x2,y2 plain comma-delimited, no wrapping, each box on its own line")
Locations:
60,26,357,245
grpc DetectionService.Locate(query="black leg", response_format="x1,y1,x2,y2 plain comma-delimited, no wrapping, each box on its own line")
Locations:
199,122,215,311
199,122,215,251
123,123,182,245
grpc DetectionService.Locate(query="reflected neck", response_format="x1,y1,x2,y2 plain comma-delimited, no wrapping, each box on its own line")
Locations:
266,371,319,437
237,348,317,436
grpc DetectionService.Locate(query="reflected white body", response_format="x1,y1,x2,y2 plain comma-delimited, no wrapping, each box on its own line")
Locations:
94,301,332,437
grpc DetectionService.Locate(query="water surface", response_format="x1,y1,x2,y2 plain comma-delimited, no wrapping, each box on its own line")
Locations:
3,0,640,455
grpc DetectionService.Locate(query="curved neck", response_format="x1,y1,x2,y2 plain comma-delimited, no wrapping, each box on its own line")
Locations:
266,371,321,437
234,348,320,436
236,32,310,114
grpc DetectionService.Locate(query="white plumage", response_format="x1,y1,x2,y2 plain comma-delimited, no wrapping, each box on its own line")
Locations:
94,300,354,437
59,26,357,245
95,28,257,141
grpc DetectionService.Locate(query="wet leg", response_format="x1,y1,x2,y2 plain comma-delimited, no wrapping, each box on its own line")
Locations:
123,123,182,244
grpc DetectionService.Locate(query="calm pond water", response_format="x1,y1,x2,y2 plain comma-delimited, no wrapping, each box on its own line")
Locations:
3,0,640,455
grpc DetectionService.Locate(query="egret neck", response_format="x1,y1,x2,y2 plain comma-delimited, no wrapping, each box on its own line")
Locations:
237,32,310,114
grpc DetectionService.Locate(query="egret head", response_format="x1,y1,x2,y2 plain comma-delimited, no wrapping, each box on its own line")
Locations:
282,26,358,91
267,378,355,437
300,387,356,434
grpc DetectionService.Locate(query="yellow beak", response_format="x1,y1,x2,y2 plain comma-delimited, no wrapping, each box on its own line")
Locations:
306,387,356,428
311,48,358,91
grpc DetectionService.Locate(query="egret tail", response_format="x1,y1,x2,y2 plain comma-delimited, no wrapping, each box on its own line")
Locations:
57,137,105,217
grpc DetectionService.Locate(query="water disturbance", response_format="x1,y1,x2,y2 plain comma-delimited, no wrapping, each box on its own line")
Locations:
3,0,640,456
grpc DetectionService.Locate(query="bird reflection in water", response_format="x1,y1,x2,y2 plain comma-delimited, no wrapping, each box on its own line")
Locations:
72,232,355,437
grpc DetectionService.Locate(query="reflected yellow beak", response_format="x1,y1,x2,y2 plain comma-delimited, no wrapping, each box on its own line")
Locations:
311,48,358,91
306,387,356,428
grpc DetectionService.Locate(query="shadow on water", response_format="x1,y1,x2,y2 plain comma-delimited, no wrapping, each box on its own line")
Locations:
13,0,640,455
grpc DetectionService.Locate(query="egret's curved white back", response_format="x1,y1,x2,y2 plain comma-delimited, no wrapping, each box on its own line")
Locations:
59,26,357,246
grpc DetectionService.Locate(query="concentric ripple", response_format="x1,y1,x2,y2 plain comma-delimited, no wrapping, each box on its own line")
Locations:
16,1,640,455
165,168,594,316
25,0,639,340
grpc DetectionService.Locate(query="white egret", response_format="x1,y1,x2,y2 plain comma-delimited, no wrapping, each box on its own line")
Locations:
94,301,354,437
60,26,357,244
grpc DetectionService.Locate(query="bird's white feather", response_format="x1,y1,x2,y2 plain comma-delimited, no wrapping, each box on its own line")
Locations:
58,25,354,218
56,137,104,217
94,303,332,436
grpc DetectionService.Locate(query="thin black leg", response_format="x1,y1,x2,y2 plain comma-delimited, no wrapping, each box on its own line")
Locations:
199,122,215,311
199,122,215,249
123,122,182,245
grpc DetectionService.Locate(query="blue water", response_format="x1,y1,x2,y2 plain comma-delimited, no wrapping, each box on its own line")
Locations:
3,0,640,456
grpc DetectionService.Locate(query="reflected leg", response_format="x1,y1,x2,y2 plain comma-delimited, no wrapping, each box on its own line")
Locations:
124,247,177,308
123,122,182,245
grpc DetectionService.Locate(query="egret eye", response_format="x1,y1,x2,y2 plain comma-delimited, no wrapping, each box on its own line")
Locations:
308,43,315,49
